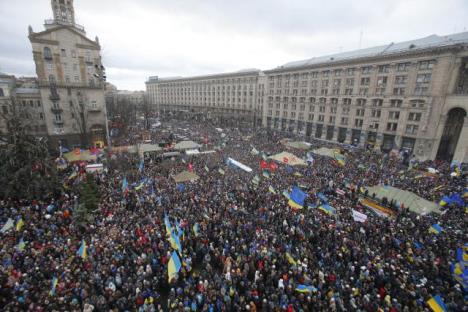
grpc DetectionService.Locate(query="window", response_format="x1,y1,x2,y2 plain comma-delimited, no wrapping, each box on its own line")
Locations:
309,97,316,104
321,89,328,95
390,99,402,107
419,60,435,70
393,87,405,95
49,74,56,84
308,113,314,121
377,76,387,86
291,112,296,118
378,64,390,73
414,86,428,95
361,66,372,74
2,106,7,114
410,100,425,108
408,112,422,121
359,88,368,95
318,115,325,122
39,113,44,120
37,100,41,107
329,116,335,123
344,88,353,95
346,78,354,86
71,50,76,58
0,88,3,97
322,70,330,77
356,108,365,116
342,107,350,115
310,72,318,78
43,47,52,60
330,107,337,114
372,99,383,107
86,51,92,62
406,124,419,134
283,103,288,109
334,69,342,76
343,98,352,106
355,119,363,127
341,117,348,125
394,75,407,85
360,77,370,85
416,73,431,83
356,99,366,106
389,111,400,119
371,109,381,118
319,106,326,113
397,62,411,72
322,80,329,87
346,68,355,76
61,49,66,57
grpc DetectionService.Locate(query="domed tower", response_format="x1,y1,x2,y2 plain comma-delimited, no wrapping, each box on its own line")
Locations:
51,0,75,25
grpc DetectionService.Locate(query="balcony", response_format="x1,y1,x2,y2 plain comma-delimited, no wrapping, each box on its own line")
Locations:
44,19,85,32
50,106,63,113
53,120,64,126
49,93,60,101
88,106,101,113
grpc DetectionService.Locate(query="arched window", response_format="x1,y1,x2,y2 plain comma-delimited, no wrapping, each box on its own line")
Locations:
44,47,52,60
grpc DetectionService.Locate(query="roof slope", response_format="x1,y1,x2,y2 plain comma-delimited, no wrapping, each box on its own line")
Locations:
277,32,468,70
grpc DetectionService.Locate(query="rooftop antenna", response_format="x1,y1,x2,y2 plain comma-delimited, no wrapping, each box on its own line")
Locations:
359,30,363,49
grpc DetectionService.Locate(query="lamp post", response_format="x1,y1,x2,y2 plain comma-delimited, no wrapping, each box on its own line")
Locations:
94,64,111,148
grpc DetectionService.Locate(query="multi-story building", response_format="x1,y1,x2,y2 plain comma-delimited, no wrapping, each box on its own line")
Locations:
263,32,468,162
146,70,266,127
0,73,16,137
28,0,108,149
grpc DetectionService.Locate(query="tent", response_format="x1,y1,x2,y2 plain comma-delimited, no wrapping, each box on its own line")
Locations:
111,145,138,154
365,185,441,215
174,140,202,150
284,141,311,150
63,150,97,162
138,144,162,156
311,147,339,158
173,170,199,183
269,152,306,166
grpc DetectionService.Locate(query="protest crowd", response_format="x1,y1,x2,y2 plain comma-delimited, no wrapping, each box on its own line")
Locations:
0,118,467,312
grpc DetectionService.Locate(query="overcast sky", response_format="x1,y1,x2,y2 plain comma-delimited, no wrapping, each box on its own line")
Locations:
1,0,467,90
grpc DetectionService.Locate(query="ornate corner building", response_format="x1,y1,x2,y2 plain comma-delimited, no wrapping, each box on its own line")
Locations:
28,0,108,149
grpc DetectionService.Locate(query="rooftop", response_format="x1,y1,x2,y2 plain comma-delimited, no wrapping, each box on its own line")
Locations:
272,31,468,71
147,69,261,84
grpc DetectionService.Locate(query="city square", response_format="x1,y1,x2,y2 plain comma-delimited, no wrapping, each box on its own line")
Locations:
0,0,467,311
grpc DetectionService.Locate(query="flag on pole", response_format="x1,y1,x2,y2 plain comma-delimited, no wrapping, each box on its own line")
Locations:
193,223,200,237
285,252,297,265
352,209,368,222
49,277,58,296
77,239,87,259
288,186,307,210
16,218,24,231
169,231,182,253
122,177,128,194
168,251,182,282
260,160,268,169
1,218,14,233
295,285,318,293
16,237,26,251
426,295,447,312
319,204,336,215
429,224,443,234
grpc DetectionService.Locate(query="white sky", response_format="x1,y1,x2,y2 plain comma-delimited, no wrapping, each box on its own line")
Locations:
0,0,467,90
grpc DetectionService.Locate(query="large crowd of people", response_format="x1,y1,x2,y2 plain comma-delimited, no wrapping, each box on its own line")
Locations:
0,119,466,311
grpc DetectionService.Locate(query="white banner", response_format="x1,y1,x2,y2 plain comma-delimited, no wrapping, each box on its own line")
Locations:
352,209,368,223
227,157,253,173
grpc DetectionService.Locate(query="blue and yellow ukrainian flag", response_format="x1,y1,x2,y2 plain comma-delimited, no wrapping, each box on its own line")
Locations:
169,231,182,253
193,223,200,237
456,246,468,265
439,195,450,206
295,284,317,293
282,190,290,200
288,186,307,210
77,239,87,259
49,277,58,296
164,215,172,236
16,237,26,252
333,152,346,166
168,251,182,282
285,252,297,265
319,204,336,215
428,224,443,234
426,295,447,312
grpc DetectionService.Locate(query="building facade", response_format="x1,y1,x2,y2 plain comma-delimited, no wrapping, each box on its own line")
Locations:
0,75,48,138
263,33,468,162
146,70,265,127
28,0,108,149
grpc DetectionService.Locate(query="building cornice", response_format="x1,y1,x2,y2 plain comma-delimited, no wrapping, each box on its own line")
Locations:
146,70,261,84
264,44,467,74
29,25,100,49
29,38,60,45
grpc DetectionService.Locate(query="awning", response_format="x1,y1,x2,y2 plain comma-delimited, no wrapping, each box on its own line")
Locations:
173,170,199,183
174,140,202,150
269,152,306,166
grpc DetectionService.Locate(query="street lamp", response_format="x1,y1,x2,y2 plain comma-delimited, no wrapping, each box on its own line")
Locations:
94,64,111,148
